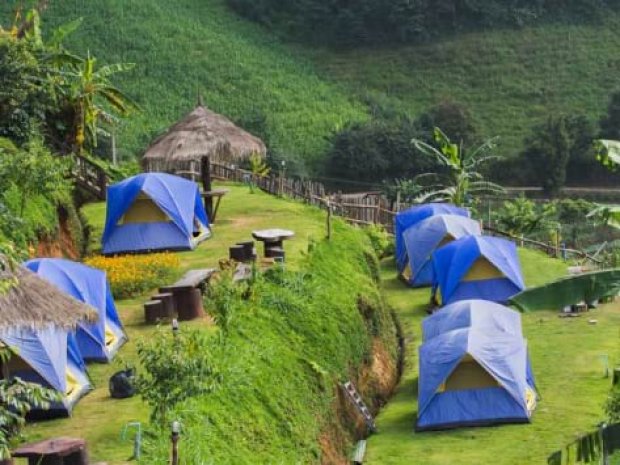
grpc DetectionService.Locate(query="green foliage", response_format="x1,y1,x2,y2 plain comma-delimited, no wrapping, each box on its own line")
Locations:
325,118,437,184
413,127,505,206
135,328,219,427
0,349,60,459
248,153,270,193
521,115,571,197
364,224,393,258
600,91,620,141
493,196,558,237
605,387,620,423
422,100,479,147
140,222,397,464
4,1,368,171
227,0,617,46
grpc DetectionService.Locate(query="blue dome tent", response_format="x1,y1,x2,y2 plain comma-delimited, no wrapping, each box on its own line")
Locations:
417,328,537,431
402,214,481,286
394,204,469,273
431,236,525,305
422,300,522,341
25,258,127,363
1,327,92,418
102,173,210,255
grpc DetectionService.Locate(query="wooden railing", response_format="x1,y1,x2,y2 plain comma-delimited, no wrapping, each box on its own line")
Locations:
209,162,601,263
73,155,108,200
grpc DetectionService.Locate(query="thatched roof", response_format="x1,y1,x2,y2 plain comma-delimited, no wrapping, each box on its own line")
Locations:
142,105,267,173
0,263,97,331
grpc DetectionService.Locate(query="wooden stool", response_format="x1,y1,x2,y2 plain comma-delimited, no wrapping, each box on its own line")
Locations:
175,288,204,321
151,293,175,318
144,300,163,324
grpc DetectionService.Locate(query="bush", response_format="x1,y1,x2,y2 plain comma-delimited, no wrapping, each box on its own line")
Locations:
84,253,180,299
364,224,393,258
324,118,439,184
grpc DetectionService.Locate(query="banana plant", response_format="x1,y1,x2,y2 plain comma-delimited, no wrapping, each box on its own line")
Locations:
61,53,138,153
590,139,620,229
411,127,505,207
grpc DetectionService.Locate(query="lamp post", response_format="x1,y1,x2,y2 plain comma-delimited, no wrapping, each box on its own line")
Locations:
171,421,180,465
279,160,286,197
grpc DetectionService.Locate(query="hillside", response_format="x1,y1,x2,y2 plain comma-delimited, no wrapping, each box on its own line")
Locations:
0,0,367,172
24,184,399,464
3,1,620,173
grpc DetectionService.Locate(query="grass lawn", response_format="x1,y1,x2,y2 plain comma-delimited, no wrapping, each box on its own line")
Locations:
366,250,620,464
21,183,327,465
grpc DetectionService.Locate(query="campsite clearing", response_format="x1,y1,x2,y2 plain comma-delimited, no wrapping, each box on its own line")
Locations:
18,183,620,464
365,254,620,465
22,184,326,464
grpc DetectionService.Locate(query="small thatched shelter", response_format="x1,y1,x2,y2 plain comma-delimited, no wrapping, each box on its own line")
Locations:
142,104,267,174
0,263,97,331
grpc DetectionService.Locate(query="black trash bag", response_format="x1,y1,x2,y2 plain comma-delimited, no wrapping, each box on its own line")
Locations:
109,369,136,399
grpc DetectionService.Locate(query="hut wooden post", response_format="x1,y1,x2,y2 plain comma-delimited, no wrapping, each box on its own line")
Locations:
201,156,213,221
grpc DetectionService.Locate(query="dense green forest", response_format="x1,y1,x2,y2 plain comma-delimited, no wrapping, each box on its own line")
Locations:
229,0,620,45
4,0,620,187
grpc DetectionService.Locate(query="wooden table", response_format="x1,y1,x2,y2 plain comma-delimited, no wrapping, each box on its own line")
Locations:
160,268,217,321
12,437,88,465
251,229,294,258
201,188,229,223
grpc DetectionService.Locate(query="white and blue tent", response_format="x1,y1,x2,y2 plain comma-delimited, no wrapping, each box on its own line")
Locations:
25,258,127,363
431,236,525,305
2,328,92,418
417,328,536,431
422,300,523,341
0,264,96,417
394,203,469,273
402,214,481,286
102,173,210,255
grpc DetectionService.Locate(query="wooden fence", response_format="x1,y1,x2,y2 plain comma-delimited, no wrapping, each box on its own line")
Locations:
208,162,602,263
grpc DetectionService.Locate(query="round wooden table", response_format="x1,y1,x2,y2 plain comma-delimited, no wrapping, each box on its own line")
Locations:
252,229,295,258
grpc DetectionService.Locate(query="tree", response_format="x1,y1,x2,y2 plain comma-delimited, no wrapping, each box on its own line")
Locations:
493,196,558,237
521,115,571,197
411,127,505,207
424,100,479,147
599,91,620,141
60,54,138,153
0,137,71,217
135,328,219,426
324,118,438,184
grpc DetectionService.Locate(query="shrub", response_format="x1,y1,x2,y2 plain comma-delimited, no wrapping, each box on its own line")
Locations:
84,253,180,299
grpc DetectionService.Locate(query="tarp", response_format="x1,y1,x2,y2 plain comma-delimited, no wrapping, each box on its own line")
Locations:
432,236,525,305
394,204,469,272
403,214,481,286
25,258,127,362
422,300,523,341
510,269,620,312
102,173,209,254
0,326,91,414
417,328,533,430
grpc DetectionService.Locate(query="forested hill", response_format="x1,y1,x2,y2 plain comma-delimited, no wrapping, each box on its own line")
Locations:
4,0,620,184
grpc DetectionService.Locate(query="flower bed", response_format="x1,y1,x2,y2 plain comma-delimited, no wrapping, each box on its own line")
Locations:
85,253,180,299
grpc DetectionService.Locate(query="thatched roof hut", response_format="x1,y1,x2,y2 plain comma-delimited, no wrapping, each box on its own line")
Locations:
0,263,97,331
142,105,267,173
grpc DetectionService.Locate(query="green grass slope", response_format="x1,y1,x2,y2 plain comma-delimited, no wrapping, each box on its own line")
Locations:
367,250,620,465
1,0,367,170
24,184,396,464
312,18,620,158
